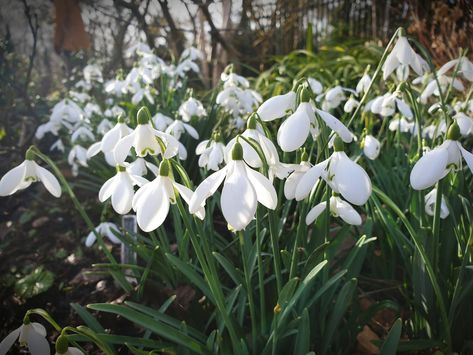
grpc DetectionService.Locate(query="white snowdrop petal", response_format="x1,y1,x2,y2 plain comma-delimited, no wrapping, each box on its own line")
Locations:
111,175,134,214
332,153,372,205
410,147,449,190
136,183,170,232
395,99,413,119
315,109,353,143
196,140,210,155
459,145,473,174
277,103,311,152
114,132,135,163
305,202,327,225
0,327,21,354
295,165,324,201
66,347,85,355
284,171,302,200
221,163,257,230
183,123,199,139
101,125,121,152
36,165,62,198
383,53,399,80
335,199,362,225
0,162,26,196
189,167,227,213
257,91,297,122
26,325,50,355
87,142,102,159
245,166,277,209
85,231,97,247
174,182,205,220
98,176,117,202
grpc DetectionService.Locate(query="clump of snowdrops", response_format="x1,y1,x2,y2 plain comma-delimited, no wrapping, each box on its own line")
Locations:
1,28,473,354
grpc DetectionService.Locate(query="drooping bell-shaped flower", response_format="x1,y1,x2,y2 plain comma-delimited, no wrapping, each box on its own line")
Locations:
257,91,297,122
99,165,148,214
113,107,179,164
437,56,473,82
382,30,428,80
410,122,473,190
178,97,207,122
356,73,371,94
85,222,122,247
152,112,174,131
190,141,277,231
0,150,61,198
388,117,415,133
277,99,315,152
454,112,473,136
132,160,204,232
424,188,449,219
362,135,381,160
126,157,159,177
343,97,359,113
0,319,50,355
370,93,413,119
321,86,347,110
295,136,372,206
196,135,226,171
420,75,464,104
68,145,89,176
87,115,132,164
307,77,323,95
305,195,362,226
284,151,312,200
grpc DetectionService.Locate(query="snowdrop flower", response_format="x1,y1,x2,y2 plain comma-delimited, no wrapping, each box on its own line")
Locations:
126,158,158,177
226,117,294,180
382,31,427,80
356,73,371,94
99,165,148,214
257,91,297,122
455,112,473,136
50,139,65,153
105,79,128,96
126,42,152,57
131,86,155,105
71,126,95,143
343,97,359,113
424,188,449,219
70,90,90,103
104,105,125,118
420,75,464,103
113,107,179,164
196,138,226,171
179,97,206,122
363,135,381,160
132,160,205,232
422,120,447,140
84,102,102,118
0,152,61,198
295,136,372,206
166,120,199,141
370,93,413,119
68,145,88,176
284,157,312,200
321,86,346,110
221,71,250,88
190,142,277,231
410,122,473,190
87,116,132,165
85,222,122,247
153,112,174,131
35,120,62,139
305,195,362,225
0,320,50,355
388,117,415,133
165,119,199,160
83,64,103,83
437,56,473,82
50,99,83,125
307,78,323,95
97,119,114,135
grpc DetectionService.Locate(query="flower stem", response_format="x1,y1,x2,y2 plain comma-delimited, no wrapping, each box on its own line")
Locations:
255,207,267,333
268,210,283,295
239,230,258,351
